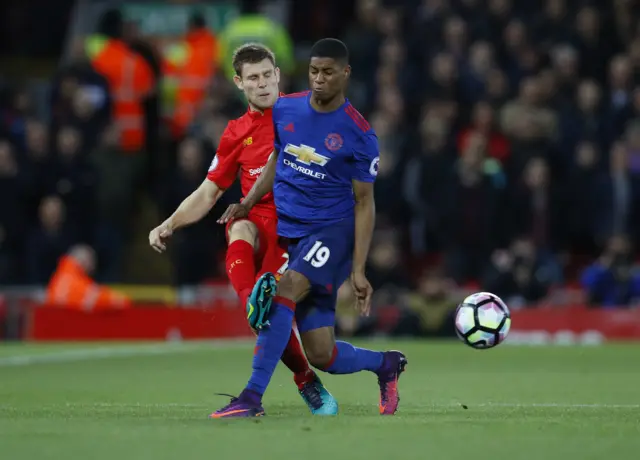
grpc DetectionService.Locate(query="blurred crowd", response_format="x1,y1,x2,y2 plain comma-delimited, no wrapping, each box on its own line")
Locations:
2,0,640,323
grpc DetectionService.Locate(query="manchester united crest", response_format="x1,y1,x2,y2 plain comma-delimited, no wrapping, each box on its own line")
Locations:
324,133,343,152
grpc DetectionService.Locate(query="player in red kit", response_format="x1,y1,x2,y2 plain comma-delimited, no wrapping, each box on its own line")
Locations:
149,43,338,415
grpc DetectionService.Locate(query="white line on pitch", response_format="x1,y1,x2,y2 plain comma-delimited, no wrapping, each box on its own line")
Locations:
471,402,640,409
0,340,253,367
7,402,633,410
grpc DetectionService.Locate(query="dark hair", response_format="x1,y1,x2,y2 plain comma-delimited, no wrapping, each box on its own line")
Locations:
97,9,123,39
310,38,349,64
232,43,276,76
189,12,206,29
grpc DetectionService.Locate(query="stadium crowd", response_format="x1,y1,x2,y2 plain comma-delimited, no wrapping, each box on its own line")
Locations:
1,0,640,331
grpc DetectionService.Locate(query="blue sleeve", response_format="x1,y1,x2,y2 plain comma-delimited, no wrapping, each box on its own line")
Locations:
352,131,380,183
273,102,282,153
274,123,282,153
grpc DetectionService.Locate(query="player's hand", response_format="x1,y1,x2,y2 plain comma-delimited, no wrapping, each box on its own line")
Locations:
351,271,373,317
149,223,173,253
217,203,250,224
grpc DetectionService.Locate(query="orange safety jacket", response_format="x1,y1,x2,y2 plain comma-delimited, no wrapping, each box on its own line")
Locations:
46,256,131,311
86,35,154,152
163,29,218,138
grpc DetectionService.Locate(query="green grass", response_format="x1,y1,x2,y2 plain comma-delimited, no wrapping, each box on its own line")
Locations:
1,341,639,460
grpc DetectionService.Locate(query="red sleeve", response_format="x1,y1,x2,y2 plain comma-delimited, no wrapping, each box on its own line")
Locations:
206,124,240,189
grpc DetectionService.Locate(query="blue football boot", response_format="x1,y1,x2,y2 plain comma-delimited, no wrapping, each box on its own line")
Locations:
299,372,339,415
246,272,277,330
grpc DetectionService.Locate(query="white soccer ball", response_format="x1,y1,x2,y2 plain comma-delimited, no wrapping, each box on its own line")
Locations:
454,292,511,349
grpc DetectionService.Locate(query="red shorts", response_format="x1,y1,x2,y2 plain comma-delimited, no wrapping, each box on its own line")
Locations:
225,213,288,280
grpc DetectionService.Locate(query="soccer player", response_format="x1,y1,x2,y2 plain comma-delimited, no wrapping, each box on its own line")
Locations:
148,43,338,415
212,38,407,418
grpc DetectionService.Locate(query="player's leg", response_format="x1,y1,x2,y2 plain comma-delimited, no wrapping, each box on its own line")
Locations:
225,219,259,307
252,229,321,395
297,302,406,415
224,217,321,411
210,268,311,418
245,268,311,393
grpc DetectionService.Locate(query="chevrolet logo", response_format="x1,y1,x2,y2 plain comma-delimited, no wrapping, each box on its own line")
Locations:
283,144,330,166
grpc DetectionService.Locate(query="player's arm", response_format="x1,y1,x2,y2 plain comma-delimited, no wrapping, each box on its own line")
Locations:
351,179,376,314
352,179,375,274
149,180,225,253
166,179,224,230
150,126,238,252
218,148,278,223
350,131,380,316
245,149,278,207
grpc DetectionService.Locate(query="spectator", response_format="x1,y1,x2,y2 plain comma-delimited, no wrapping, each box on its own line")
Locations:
52,126,96,240
0,140,27,283
500,77,558,176
91,123,145,282
569,80,605,153
593,141,640,246
581,235,640,308
607,55,632,114
343,0,383,112
403,113,454,254
565,140,601,255
26,195,76,284
404,269,457,337
509,156,565,251
533,0,573,51
550,44,581,101
573,6,611,82
22,120,54,218
46,244,131,310
441,132,506,283
458,100,510,164
482,236,561,308
459,41,496,104
367,229,409,294
161,138,218,285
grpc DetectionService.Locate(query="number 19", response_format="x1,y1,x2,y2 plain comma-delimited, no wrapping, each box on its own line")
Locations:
303,241,331,268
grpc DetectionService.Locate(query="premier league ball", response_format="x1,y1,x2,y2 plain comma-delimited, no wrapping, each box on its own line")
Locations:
454,292,511,349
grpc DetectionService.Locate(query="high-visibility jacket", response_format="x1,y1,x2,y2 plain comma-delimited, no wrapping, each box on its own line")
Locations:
46,256,131,311
86,35,154,152
163,29,218,138
218,15,294,82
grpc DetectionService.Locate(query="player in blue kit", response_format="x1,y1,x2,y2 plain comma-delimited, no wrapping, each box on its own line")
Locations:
212,38,407,418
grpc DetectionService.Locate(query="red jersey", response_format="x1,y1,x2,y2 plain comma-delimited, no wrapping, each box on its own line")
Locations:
206,107,276,218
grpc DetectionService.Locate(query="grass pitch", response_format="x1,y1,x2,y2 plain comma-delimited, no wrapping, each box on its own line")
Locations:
1,340,639,460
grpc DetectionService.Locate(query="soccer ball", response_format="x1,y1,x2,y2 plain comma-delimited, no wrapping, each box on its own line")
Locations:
454,292,511,349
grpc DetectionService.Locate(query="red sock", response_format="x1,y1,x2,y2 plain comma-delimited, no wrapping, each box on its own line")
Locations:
281,328,314,388
226,240,256,306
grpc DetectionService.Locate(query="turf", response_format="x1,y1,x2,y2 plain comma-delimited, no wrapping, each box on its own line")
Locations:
1,341,639,460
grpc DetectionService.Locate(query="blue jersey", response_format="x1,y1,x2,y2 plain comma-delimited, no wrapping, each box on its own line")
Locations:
272,91,380,238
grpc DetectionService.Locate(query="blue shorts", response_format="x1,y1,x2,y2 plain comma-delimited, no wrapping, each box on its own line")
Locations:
283,219,354,333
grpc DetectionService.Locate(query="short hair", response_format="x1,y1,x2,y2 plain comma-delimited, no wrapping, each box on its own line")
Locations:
232,43,276,76
97,8,123,38
310,38,349,64
189,12,206,29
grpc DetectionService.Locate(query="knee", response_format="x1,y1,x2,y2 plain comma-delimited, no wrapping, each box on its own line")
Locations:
276,270,310,302
228,220,258,245
304,343,335,369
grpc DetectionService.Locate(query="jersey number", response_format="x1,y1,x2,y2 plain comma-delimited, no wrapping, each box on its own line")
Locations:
303,241,331,268
277,253,289,275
